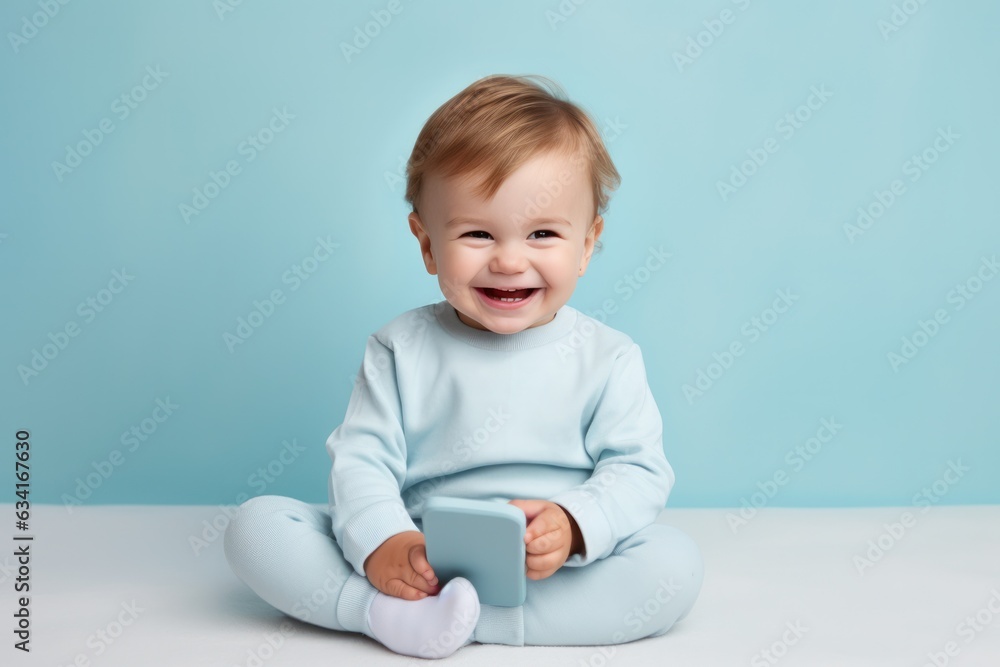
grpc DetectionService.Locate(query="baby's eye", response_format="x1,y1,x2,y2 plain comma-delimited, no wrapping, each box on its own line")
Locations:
529,230,558,240
463,231,492,240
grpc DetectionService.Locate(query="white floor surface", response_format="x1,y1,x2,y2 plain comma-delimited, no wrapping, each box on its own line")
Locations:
4,503,999,666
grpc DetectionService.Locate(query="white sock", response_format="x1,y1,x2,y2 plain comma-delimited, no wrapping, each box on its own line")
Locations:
367,577,480,659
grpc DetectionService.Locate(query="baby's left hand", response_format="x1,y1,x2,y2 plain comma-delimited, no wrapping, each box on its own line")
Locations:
507,499,583,580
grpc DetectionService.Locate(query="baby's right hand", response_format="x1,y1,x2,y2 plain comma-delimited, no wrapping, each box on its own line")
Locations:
363,530,441,600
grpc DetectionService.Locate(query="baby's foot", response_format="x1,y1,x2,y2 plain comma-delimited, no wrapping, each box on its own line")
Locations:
367,577,480,659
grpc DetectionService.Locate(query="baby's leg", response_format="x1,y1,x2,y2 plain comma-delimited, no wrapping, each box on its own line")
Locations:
224,495,479,658
475,522,704,646
223,495,376,634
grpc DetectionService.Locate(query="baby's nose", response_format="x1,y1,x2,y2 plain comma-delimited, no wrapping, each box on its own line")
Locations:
490,245,527,273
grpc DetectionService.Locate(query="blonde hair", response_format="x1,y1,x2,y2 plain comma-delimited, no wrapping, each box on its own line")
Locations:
404,74,620,246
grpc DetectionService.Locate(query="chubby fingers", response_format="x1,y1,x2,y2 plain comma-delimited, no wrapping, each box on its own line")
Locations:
384,577,435,600
408,543,441,594
524,506,568,550
523,515,571,580
524,549,564,579
525,522,565,555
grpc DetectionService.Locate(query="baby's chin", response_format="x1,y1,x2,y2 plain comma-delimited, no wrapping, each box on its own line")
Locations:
469,312,558,335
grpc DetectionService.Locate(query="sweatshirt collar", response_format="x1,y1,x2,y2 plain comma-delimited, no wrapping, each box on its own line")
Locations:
434,300,579,351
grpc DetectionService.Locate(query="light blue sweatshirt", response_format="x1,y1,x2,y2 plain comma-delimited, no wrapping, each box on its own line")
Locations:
326,300,675,577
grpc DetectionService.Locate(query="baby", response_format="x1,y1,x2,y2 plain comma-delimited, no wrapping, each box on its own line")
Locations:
224,74,703,659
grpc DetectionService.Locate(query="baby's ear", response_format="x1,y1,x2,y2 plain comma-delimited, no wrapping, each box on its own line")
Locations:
579,215,604,274
588,215,604,246
408,212,437,275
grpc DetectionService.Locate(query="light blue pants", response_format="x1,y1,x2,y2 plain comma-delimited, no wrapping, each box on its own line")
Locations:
223,495,703,647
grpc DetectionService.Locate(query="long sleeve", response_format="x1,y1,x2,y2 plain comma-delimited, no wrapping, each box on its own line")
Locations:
326,334,420,577
548,343,675,567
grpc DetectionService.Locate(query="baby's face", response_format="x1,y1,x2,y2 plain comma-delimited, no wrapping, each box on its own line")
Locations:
409,149,603,334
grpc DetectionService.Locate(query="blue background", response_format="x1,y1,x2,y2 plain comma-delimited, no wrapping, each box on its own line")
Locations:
2,0,997,508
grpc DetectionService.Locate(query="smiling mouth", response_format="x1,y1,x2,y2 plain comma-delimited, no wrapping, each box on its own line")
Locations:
478,287,538,302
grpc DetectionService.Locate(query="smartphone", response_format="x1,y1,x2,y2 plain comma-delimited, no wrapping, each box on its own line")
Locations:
422,496,527,607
